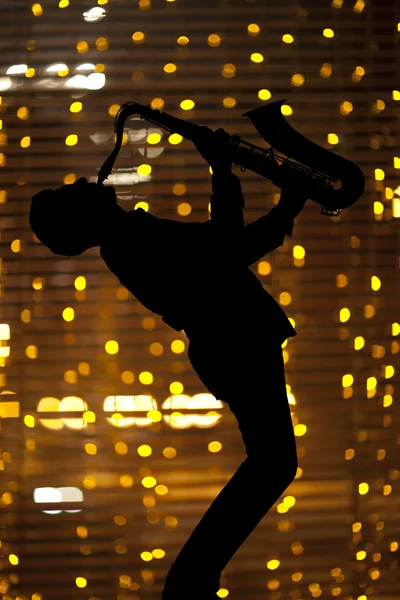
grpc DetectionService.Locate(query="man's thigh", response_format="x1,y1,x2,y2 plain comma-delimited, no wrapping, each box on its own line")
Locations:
187,334,295,459
187,329,284,403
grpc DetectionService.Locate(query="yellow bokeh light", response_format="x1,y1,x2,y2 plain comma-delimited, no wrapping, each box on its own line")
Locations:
24,415,35,428
139,371,153,384
163,63,177,74
168,133,183,146
247,23,260,35
257,260,271,275
281,105,293,116
95,37,109,51
208,441,222,453
83,475,96,489
279,291,292,306
17,106,29,120
9,554,19,565
142,476,156,488
339,308,351,322
293,245,305,259
150,342,163,356
222,63,236,78
74,276,86,290
336,274,348,288
32,4,43,16
85,443,97,455
250,52,264,63
83,411,95,424
371,275,381,291
147,133,161,144
138,444,152,457
32,277,44,290
132,31,145,43
120,474,134,488
64,370,78,384
141,551,153,561
340,101,353,115
354,336,365,350
282,34,294,43
294,424,307,436
11,239,21,253
222,97,236,108
180,99,195,110
258,89,272,101
150,97,164,110
70,102,82,113
171,340,185,354
20,309,31,323
63,307,75,322
65,134,78,146
25,345,38,359
77,525,88,538
115,441,128,455
75,577,87,588
78,362,90,376
291,73,305,87
142,316,156,330
121,370,134,384
169,381,183,394
20,136,31,148
342,374,354,387
208,33,221,46
328,133,339,144
105,340,119,355
320,63,333,78
137,164,152,175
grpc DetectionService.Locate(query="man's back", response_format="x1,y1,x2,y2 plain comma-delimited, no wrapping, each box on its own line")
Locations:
100,205,296,345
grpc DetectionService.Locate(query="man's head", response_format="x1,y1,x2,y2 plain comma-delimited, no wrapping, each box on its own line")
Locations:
29,177,118,257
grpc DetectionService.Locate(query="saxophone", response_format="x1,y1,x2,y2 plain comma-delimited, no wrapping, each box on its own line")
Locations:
97,98,365,217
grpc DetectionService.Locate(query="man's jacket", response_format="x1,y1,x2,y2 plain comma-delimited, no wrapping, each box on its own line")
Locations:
100,172,297,345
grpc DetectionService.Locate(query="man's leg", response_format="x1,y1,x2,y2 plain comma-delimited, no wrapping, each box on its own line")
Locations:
161,340,298,600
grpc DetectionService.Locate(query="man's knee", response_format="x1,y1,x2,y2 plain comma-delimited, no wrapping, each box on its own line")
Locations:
245,448,298,482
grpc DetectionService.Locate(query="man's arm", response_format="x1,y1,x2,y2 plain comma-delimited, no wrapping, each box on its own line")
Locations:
210,171,305,269
242,184,309,268
192,126,244,231
210,166,245,230
242,203,294,268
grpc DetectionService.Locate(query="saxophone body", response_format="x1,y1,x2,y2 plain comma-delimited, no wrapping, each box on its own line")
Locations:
97,99,365,216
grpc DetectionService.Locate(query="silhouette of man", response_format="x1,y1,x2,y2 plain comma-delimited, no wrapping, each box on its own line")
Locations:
29,127,309,600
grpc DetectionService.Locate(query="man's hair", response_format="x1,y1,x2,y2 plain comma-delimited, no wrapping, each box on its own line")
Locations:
29,187,98,257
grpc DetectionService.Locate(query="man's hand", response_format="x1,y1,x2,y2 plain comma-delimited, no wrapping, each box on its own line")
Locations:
275,165,311,219
192,126,235,170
